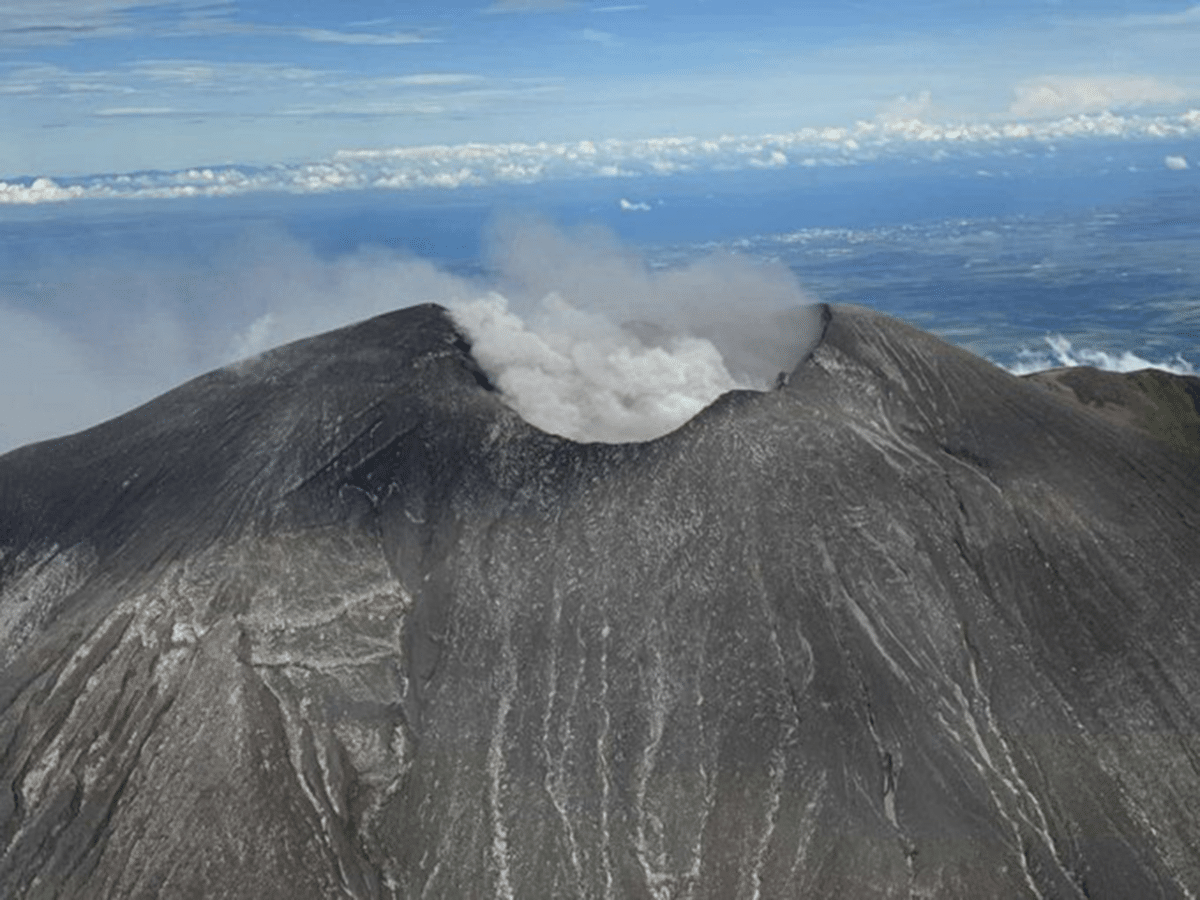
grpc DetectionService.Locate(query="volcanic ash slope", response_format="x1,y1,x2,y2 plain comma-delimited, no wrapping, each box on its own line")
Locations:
1,303,1199,899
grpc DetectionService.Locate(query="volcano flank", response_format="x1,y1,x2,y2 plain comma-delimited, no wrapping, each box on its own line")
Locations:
2,303,1199,899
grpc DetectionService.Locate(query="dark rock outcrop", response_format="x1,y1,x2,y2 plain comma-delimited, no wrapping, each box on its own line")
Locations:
2,303,1198,899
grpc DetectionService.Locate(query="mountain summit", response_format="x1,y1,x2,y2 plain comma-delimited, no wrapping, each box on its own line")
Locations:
2,303,1198,899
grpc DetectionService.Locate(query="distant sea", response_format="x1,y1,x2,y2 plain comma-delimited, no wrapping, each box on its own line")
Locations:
1,135,1196,449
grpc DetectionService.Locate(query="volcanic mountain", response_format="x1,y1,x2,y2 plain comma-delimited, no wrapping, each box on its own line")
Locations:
1,303,1198,899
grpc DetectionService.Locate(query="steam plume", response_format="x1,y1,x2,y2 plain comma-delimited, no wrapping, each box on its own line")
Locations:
454,215,823,441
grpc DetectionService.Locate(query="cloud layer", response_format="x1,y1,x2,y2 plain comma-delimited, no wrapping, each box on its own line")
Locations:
3,107,1198,206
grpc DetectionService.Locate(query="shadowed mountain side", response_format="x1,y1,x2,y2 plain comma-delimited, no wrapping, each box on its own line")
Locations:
1023,365,1200,460
1,303,1198,899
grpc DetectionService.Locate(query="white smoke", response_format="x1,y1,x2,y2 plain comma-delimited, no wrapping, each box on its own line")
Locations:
0,216,822,452
454,292,746,442
453,215,823,441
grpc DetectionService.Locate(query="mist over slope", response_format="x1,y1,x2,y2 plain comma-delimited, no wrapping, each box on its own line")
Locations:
1,302,1198,898
0,216,818,450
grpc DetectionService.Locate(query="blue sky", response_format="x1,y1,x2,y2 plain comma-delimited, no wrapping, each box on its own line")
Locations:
1,0,1199,179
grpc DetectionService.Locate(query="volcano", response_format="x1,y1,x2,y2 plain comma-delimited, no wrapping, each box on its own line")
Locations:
1,303,1198,899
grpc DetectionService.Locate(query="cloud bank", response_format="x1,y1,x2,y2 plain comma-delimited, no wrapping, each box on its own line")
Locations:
0,218,821,451
3,107,1199,206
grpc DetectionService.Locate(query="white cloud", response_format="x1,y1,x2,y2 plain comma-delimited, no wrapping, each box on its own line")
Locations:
1007,335,1196,376
130,59,330,86
94,106,179,116
1117,5,1200,29
189,21,435,45
291,27,429,46
0,3,433,49
129,61,220,84
386,73,483,87
279,101,448,119
0,59,488,123
0,64,133,97
876,90,934,124
486,0,577,12
0,0,233,47
0,177,88,203
1165,154,1189,169
580,28,616,45
1009,75,1188,118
